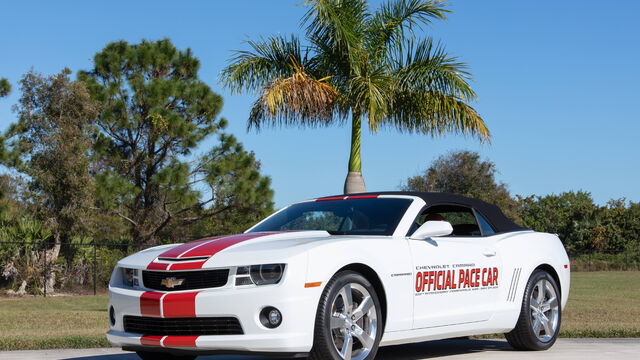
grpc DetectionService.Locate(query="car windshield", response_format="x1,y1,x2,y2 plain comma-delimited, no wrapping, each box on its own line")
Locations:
249,198,413,236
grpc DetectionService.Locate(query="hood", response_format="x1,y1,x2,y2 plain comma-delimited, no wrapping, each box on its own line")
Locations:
118,231,332,270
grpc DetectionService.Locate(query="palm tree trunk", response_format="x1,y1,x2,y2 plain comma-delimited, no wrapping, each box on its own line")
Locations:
344,112,366,194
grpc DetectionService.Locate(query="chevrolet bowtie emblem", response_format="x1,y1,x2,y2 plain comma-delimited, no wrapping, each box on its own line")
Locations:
161,277,185,289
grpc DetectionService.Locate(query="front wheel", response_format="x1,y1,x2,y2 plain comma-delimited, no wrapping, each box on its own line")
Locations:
505,269,561,350
309,271,383,360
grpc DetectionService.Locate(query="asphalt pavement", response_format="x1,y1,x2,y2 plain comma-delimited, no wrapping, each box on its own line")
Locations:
0,338,638,360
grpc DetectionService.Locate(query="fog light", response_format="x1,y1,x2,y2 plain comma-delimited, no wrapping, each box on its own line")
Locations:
109,306,116,326
268,309,281,325
260,306,282,328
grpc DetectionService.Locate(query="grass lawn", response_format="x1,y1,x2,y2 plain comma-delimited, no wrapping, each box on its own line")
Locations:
0,271,638,350
0,294,109,350
561,271,640,338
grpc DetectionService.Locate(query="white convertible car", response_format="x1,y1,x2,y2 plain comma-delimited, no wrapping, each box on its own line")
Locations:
107,192,570,360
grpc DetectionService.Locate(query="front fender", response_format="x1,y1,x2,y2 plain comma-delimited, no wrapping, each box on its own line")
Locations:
303,237,414,332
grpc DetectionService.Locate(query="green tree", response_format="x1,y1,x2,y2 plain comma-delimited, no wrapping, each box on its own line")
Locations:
0,78,13,219
0,174,23,223
0,78,10,98
222,0,489,194
403,150,519,221
1,70,98,293
622,202,640,252
79,39,273,245
517,191,598,253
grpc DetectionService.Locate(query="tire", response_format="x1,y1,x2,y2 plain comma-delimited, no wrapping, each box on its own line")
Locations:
505,269,561,350
309,271,383,360
136,351,197,360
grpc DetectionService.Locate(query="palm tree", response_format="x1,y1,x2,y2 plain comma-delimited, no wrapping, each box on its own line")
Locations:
221,0,489,194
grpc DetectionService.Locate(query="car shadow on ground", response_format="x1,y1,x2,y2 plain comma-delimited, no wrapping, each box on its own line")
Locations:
62,339,515,360
376,338,514,359
63,355,271,360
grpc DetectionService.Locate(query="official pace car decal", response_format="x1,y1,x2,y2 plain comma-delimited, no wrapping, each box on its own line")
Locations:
415,263,499,296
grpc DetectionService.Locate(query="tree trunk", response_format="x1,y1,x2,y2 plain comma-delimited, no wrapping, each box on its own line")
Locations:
43,232,61,294
344,113,366,194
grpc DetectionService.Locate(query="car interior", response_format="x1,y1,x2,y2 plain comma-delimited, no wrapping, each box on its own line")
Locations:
410,204,488,236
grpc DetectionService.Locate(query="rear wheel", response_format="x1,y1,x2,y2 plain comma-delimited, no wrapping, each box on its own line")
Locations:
136,351,196,360
309,271,383,360
506,269,561,350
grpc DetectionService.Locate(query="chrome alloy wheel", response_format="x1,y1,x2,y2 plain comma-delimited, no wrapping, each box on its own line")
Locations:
330,283,378,360
529,279,559,342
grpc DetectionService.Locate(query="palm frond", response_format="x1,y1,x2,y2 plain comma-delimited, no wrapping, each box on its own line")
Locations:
248,64,343,130
392,37,476,101
301,0,369,64
367,0,448,58
220,35,307,94
347,67,394,132
386,90,490,142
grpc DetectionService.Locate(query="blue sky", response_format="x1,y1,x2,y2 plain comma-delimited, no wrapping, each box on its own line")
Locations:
1,0,639,207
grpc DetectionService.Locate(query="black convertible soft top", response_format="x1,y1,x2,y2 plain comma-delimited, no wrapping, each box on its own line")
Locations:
323,191,526,233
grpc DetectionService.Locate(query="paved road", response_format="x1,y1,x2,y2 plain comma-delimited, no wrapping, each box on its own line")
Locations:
1,339,638,360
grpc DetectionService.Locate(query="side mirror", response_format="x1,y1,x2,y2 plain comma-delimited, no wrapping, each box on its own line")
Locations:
410,221,453,240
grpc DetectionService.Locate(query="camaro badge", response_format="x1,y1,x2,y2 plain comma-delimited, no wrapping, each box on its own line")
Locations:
161,277,185,288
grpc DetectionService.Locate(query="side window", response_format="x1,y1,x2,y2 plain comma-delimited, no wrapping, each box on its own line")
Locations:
412,205,482,236
475,212,496,236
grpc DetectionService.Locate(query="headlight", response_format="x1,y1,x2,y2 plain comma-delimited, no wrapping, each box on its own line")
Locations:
121,268,138,287
235,264,285,286
251,264,285,285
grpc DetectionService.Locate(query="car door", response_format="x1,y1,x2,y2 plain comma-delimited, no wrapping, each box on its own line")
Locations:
409,205,502,329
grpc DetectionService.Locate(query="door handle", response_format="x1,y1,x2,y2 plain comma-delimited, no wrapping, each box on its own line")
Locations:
482,250,497,257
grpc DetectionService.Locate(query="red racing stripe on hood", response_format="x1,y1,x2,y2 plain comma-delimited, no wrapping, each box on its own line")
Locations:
177,232,279,258
146,262,169,270
167,260,208,271
145,232,283,270
156,236,222,259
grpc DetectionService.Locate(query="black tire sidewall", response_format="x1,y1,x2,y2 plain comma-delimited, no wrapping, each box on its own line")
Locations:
313,271,383,360
521,270,562,350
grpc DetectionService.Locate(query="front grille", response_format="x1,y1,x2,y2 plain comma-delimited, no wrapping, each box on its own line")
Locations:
123,316,243,336
142,269,229,291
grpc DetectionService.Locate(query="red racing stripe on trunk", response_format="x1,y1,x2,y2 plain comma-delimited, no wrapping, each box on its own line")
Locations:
162,336,198,347
140,291,163,317
168,260,207,271
178,233,271,258
146,262,169,270
162,292,199,318
140,335,163,346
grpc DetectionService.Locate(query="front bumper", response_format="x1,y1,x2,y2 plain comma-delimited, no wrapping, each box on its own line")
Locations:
108,270,322,354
